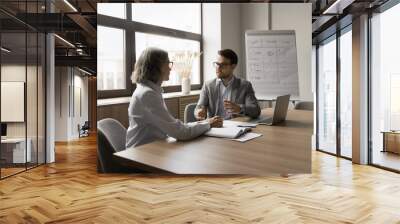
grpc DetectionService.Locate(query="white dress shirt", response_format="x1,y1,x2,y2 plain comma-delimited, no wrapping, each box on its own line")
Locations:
126,80,211,148
216,77,234,119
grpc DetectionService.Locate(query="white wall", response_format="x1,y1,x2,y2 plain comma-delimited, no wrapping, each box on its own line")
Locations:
72,73,89,138
271,3,312,101
55,66,69,141
2,63,47,163
55,67,89,141
202,3,312,101
77,75,89,125
202,4,221,82
1,65,28,138
240,3,269,77
221,4,242,78
1,65,26,81
1,65,40,135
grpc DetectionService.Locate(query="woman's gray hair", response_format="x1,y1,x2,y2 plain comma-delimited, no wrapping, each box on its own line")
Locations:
132,47,169,84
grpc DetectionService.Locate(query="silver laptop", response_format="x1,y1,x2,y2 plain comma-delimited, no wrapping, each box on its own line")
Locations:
251,94,290,125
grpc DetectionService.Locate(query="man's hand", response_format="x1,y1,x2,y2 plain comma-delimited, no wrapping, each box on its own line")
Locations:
195,107,207,120
207,116,223,128
223,100,241,114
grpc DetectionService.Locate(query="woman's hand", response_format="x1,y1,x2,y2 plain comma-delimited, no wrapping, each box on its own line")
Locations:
195,107,207,120
207,116,223,128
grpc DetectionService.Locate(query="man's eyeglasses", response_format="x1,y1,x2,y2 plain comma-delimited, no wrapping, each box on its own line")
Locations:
213,62,231,69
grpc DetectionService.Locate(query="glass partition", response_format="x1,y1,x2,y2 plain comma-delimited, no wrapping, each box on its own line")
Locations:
371,3,400,171
1,31,28,177
339,28,352,158
317,36,337,155
27,31,38,169
0,2,46,179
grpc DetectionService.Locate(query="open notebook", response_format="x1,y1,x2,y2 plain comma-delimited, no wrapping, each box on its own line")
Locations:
204,126,252,139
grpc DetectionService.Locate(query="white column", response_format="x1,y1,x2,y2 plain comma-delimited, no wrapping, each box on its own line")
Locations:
352,14,369,164
46,32,55,163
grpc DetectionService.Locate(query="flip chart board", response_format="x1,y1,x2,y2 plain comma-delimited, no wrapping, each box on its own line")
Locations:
245,30,299,100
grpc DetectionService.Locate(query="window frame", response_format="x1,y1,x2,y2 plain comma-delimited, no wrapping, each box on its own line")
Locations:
97,3,203,99
97,24,130,98
315,22,353,161
368,0,400,173
314,0,400,173
316,33,338,157
0,1,47,179
338,25,353,159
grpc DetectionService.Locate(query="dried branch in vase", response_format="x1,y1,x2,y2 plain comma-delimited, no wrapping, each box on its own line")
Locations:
171,51,202,79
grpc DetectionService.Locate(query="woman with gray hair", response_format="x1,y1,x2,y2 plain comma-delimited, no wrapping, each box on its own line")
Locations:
126,47,223,148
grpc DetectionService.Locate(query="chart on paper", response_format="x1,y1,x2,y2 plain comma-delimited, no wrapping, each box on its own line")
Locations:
245,30,299,100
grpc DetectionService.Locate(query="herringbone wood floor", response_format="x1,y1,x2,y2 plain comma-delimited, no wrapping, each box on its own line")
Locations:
1,135,400,224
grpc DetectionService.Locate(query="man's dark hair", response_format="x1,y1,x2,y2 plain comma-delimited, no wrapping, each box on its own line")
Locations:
218,49,238,65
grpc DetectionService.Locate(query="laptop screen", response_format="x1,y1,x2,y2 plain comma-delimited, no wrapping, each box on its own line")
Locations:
272,94,290,124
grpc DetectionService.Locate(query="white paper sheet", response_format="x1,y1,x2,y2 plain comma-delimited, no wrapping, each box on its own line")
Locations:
223,120,258,128
205,126,251,139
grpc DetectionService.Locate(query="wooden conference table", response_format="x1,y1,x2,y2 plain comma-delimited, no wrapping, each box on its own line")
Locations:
114,109,313,174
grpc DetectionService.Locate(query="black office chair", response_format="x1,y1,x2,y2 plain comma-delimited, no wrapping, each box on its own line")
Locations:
79,121,90,138
97,118,139,173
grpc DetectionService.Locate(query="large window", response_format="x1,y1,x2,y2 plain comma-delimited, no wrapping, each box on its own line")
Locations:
339,28,352,158
97,3,203,98
97,3,126,19
131,4,201,34
135,32,201,86
317,36,337,155
316,24,353,160
371,2,400,171
97,26,126,91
